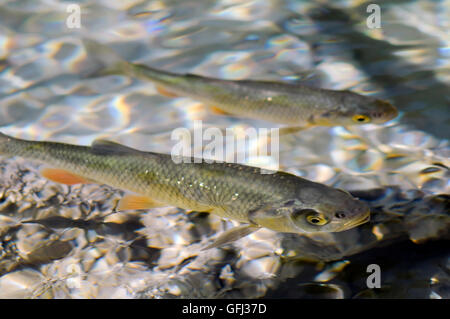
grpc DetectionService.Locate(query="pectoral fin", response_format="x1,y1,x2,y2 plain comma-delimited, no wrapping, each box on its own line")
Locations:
201,224,260,250
117,194,165,211
41,168,91,185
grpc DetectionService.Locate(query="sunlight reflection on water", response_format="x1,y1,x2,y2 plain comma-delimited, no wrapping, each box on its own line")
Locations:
0,0,448,299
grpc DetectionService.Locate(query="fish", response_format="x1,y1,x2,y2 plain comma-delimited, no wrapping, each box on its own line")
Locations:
0,132,370,248
82,39,398,128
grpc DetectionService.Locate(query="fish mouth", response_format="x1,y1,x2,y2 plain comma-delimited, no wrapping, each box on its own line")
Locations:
338,211,370,231
385,105,399,122
374,100,399,122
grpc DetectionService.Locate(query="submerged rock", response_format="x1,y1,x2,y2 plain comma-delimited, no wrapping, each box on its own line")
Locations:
0,157,448,298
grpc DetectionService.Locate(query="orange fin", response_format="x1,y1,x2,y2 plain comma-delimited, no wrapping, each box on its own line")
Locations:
41,168,90,185
155,85,178,98
117,194,164,211
210,106,231,116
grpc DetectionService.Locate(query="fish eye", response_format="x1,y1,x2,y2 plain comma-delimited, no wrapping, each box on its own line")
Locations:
306,214,328,225
291,209,330,229
352,114,371,123
293,209,329,226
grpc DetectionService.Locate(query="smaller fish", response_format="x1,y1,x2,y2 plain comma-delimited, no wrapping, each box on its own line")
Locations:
82,39,398,129
0,132,370,249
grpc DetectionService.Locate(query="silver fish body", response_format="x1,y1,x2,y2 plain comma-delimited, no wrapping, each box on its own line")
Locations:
0,132,370,235
83,39,398,127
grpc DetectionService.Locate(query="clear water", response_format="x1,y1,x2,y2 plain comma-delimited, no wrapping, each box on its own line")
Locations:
0,0,448,298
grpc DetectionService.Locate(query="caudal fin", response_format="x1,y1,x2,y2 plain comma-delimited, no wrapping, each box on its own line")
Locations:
82,38,130,77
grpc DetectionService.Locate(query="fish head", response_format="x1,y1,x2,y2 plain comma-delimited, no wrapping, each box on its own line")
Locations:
312,91,398,126
249,184,370,233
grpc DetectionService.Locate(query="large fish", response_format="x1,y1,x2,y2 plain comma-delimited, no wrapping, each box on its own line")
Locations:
0,132,370,248
83,39,398,128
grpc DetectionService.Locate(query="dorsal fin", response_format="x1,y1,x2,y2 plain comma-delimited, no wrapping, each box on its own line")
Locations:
91,139,139,155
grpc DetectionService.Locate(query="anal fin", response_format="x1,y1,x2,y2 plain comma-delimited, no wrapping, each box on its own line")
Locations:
41,168,91,185
117,194,165,211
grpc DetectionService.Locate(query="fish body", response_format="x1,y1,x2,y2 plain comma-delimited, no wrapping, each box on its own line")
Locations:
83,39,398,127
0,133,370,241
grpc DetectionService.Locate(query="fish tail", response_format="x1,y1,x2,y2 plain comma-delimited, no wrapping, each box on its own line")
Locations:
82,38,186,89
82,38,131,77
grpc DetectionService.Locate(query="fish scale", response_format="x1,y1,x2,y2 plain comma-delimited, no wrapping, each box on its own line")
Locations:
83,39,398,127
0,132,370,247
